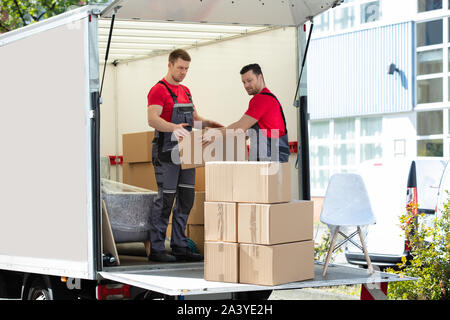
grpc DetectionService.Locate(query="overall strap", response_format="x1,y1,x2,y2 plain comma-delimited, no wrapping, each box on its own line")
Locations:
260,92,288,134
158,81,193,104
158,80,178,103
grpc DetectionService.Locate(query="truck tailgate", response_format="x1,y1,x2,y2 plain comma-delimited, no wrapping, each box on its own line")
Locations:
99,262,414,297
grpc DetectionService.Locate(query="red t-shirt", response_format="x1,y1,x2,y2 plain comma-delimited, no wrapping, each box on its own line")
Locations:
245,88,287,138
147,78,194,122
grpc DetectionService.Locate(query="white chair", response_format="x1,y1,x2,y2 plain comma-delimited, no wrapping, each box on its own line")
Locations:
320,173,376,276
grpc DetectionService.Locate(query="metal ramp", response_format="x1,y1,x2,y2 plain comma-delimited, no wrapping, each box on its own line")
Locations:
99,261,414,297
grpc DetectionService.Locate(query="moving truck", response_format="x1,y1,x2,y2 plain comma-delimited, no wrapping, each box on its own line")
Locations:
0,0,413,300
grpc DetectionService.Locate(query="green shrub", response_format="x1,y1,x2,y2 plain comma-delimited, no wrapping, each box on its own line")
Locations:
386,192,450,300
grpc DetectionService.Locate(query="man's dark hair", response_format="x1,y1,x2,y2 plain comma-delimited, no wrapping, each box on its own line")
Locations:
240,63,263,76
169,49,191,63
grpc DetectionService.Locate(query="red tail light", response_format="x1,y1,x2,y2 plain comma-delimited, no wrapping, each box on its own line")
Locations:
404,240,411,252
96,284,131,300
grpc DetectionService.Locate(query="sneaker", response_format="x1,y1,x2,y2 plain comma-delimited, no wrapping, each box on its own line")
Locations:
172,246,204,262
148,251,176,263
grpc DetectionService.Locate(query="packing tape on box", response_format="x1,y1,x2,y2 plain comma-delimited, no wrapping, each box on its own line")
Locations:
217,203,224,241
250,205,257,243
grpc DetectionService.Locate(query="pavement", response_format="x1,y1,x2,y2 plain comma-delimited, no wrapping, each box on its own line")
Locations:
268,223,360,300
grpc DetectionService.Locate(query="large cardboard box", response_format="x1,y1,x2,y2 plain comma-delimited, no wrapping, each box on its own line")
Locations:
188,224,205,255
204,241,239,283
179,128,247,170
204,202,237,242
123,163,205,192
205,162,291,203
123,162,158,191
239,240,314,286
238,201,313,245
122,131,155,163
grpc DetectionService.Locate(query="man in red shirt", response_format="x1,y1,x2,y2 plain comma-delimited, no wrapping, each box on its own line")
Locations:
147,49,222,262
228,63,290,162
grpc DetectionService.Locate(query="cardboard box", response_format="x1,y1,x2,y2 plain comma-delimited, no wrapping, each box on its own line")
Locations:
205,161,291,203
238,201,313,245
123,162,158,191
239,240,314,286
122,131,155,163
205,162,234,202
188,224,204,255
123,163,205,192
179,128,248,169
204,202,237,242
204,241,239,283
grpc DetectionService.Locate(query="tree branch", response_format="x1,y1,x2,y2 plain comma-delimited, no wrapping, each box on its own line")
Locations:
13,0,27,26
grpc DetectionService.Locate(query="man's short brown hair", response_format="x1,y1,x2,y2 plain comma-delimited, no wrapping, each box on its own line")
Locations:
169,49,191,64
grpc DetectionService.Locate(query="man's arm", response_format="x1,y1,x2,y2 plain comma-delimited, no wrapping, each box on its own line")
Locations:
227,114,258,131
148,105,190,138
193,110,224,128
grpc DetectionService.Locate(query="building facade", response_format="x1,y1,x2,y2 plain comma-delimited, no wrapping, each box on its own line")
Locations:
307,0,450,196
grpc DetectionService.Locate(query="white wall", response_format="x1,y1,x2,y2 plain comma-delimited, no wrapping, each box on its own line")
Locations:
382,111,417,159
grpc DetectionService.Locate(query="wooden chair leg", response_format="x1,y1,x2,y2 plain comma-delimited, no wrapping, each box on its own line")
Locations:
144,240,151,257
357,226,374,275
322,226,339,277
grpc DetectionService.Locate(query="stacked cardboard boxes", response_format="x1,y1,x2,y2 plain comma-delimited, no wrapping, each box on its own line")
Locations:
204,161,315,286
122,131,205,191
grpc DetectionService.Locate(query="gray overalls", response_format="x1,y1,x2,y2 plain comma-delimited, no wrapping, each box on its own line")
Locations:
248,92,290,163
150,81,195,253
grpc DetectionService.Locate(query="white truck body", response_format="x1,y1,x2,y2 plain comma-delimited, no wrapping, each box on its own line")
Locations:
0,1,414,299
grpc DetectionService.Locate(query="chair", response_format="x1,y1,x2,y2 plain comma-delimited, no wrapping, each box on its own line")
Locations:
320,173,376,276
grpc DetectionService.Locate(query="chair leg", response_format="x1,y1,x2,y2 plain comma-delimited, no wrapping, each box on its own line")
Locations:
357,226,374,275
144,240,151,257
322,226,339,277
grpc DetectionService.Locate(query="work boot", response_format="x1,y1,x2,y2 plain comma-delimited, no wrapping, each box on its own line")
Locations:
148,250,176,263
172,246,204,262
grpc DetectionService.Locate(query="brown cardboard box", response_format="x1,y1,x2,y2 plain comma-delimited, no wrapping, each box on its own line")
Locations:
122,131,155,163
188,224,204,255
239,240,314,286
170,191,205,225
123,163,205,192
204,202,237,242
179,128,247,170
238,201,313,245
122,162,158,191
204,241,239,283
205,161,291,203
205,162,234,202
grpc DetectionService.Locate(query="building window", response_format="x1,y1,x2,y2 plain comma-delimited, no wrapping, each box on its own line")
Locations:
361,117,382,137
417,49,443,75
418,0,442,12
417,78,443,103
334,6,356,31
417,111,444,157
309,116,383,195
360,1,380,24
417,20,443,47
314,11,330,32
417,110,443,135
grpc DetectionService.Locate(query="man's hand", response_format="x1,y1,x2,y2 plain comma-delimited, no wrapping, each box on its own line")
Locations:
173,123,190,140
